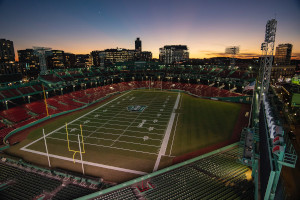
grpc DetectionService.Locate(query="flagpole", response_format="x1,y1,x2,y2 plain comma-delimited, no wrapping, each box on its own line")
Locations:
78,134,85,175
43,129,51,168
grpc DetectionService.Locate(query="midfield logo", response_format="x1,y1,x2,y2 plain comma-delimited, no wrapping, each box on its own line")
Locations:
127,105,147,112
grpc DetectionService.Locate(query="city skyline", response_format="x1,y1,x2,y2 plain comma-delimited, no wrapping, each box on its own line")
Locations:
1,0,299,59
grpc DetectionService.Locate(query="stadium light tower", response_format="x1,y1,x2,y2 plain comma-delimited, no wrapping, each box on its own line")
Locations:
33,46,52,75
259,19,277,101
225,46,240,68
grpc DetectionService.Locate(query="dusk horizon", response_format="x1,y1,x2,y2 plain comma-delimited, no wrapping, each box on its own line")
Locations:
1,0,299,60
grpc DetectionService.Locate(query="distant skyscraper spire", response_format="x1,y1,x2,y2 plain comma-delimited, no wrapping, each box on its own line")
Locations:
135,37,142,52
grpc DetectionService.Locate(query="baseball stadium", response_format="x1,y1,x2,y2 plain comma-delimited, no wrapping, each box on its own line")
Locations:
0,21,298,200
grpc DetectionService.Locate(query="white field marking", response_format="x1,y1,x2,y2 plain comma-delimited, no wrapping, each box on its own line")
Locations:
178,94,183,110
66,125,165,136
169,113,180,156
173,92,180,110
100,118,169,124
21,148,147,175
21,91,131,151
113,113,172,118
47,136,160,148
153,92,180,172
148,127,154,131
110,95,158,147
85,106,129,140
138,120,147,128
131,90,178,94
45,137,158,155
54,131,162,141
84,91,152,140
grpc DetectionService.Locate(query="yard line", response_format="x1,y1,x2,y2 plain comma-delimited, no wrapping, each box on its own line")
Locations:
84,107,129,140
83,91,150,140
178,94,183,110
21,148,147,175
44,137,158,155
153,92,181,172
169,113,180,156
110,95,158,147
21,91,131,151
66,125,165,135
47,136,160,148
55,130,163,141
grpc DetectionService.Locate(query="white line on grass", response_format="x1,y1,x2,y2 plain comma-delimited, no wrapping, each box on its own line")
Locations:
64,125,165,136
153,92,181,172
44,137,158,155
169,113,180,156
110,94,158,147
47,136,160,148
21,91,131,152
54,131,162,141
21,148,147,175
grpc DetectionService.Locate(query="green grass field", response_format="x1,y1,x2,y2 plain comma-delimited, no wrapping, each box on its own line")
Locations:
9,90,242,182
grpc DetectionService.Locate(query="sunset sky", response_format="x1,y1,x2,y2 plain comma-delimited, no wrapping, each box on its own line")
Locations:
0,0,299,59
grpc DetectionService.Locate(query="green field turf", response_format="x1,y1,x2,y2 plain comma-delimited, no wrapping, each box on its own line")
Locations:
10,90,242,182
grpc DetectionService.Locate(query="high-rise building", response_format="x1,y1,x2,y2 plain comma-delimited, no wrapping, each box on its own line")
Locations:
91,51,102,67
274,43,293,65
18,49,39,67
75,54,91,68
64,53,76,68
18,49,40,77
98,48,135,66
0,39,15,63
140,51,152,61
135,38,142,52
159,45,189,64
47,50,65,69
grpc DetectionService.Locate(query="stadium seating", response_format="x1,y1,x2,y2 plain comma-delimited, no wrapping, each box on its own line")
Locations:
0,107,31,123
47,98,77,111
52,184,99,200
0,160,103,200
31,85,43,92
95,187,137,200
0,121,6,129
93,147,253,200
0,162,62,200
17,86,36,95
40,74,63,83
0,90,15,99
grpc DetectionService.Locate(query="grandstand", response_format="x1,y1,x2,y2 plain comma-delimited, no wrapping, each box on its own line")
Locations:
0,61,297,200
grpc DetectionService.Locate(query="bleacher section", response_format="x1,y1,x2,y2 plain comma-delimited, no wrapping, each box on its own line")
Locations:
90,146,254,200
0,107,31,123
0,158,104,200
52,184,100,200
0,162,62,200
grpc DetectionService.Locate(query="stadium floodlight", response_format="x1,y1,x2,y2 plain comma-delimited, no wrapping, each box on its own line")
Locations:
225,46,240,55
259,19,277,102
225,46,240,68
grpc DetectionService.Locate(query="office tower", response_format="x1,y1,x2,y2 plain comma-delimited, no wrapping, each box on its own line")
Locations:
135,37,142,52
0,39,15,63
159,45,189,64
274,43,293,65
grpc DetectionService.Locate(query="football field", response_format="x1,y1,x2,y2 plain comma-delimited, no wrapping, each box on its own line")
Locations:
21,90,180,175
11,89,243,182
